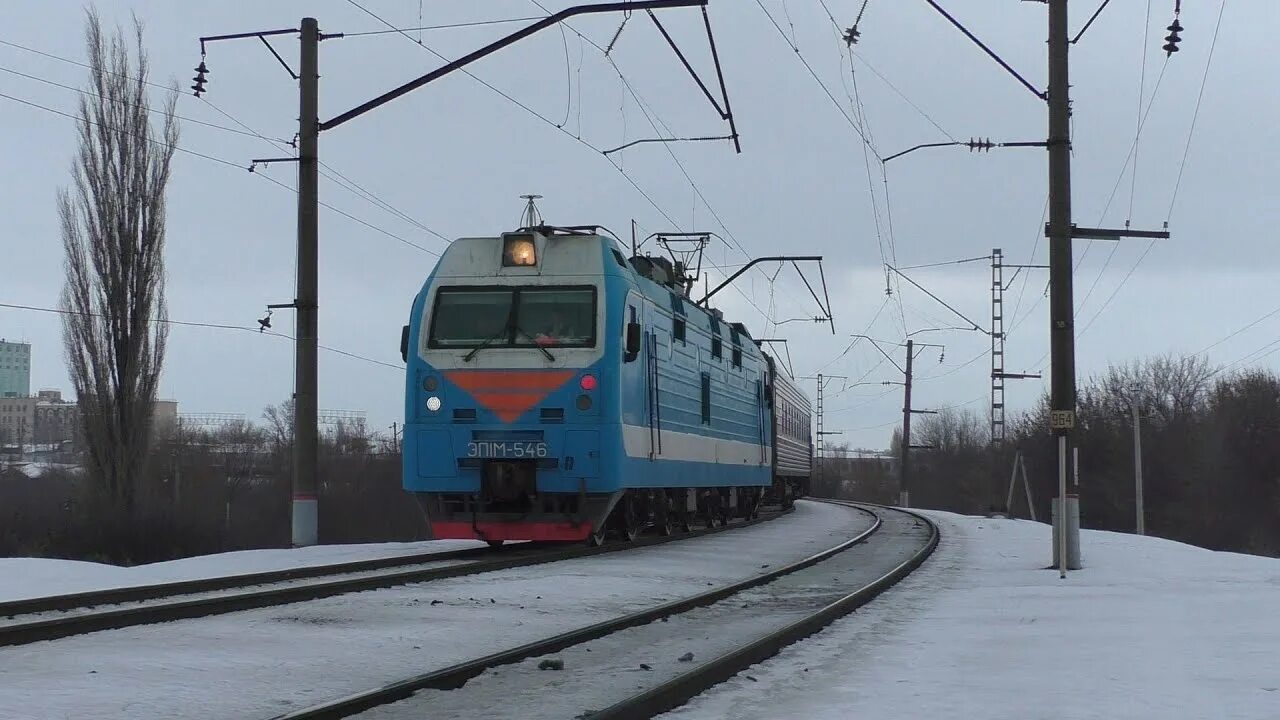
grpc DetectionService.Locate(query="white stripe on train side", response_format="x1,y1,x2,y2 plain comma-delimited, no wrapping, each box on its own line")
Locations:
622,424,771,465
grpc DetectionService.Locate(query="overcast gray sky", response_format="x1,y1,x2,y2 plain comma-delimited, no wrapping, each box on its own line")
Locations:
2,0,1274,449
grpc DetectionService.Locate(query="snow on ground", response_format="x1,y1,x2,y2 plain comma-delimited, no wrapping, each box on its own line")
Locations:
664,510,1280,720
0,539,491,603
355,508,925,720
0,501,872,720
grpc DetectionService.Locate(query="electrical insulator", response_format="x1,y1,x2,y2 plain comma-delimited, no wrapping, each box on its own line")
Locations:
1163,18,1183,56
191,60,209,97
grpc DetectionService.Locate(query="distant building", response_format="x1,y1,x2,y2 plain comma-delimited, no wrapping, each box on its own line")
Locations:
0,339,31,398
1,387,178,448
34,390,78,445
0,396,36,446
153,399,178,438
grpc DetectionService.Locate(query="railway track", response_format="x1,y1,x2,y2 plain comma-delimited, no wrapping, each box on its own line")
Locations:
1,507,790,648
267,501,929,720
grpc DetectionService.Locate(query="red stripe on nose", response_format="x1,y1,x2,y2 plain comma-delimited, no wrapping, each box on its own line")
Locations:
444,370,575,422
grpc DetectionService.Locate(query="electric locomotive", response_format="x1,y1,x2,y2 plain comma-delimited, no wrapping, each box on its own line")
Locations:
400,223,811,545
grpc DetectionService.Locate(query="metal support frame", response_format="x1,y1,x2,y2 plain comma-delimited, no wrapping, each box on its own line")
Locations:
991,248,1006,445
321,1,712,132
803,374,846,491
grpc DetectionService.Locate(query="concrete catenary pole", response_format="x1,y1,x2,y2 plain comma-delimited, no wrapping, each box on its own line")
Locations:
292,17,320,547
899,339,913,508
1133,393,1144,536
1047,0,1078,577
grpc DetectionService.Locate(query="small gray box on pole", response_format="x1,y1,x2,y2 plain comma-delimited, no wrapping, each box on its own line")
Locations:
1052,495,1081,569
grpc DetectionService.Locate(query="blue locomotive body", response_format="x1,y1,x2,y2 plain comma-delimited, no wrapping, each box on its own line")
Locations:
401,226,810,543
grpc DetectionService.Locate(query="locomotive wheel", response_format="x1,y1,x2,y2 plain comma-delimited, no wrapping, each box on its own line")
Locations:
703,494,723,529
656,494,675,536
679,505,695,533
587,526,608,547
621,494,644,542
486,540,505,549
718,490,733,526
780,485,795,510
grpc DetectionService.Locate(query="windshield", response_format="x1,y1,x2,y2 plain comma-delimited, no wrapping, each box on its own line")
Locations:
428,286,596,349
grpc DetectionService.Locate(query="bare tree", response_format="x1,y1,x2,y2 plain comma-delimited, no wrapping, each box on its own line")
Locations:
60,10,178,514
211,420,268,538
916,407,989,453
263,400,294,456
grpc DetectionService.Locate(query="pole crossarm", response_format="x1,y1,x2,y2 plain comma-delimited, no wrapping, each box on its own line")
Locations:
321,0,711,132
1056,225,1172,241
199,27,299,51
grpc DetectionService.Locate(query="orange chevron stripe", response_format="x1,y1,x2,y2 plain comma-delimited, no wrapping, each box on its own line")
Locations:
444,370,576,423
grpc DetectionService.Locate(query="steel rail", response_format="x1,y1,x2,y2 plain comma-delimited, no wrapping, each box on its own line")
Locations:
588,503,939,719
0,544,507,618
267,502,882,720
1,508,790,648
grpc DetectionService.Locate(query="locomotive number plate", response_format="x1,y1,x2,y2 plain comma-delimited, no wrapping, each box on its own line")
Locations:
467,441,549,459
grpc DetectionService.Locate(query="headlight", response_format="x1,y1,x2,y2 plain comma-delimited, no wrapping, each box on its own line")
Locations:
502,234,537,266
575,394,592,411
423,375,438,392
426,396,442,412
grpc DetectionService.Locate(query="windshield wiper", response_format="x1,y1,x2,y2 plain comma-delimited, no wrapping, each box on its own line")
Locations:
513,324,556,362
462,324,511,363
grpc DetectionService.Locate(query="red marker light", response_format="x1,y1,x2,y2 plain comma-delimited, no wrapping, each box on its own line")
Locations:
580,374,597,391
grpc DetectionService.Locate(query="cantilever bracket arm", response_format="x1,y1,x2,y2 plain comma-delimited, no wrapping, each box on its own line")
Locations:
882,139,1047,163
321,0,708,132
699,256,834,335
887,264,990,336
920,0,1045,100
645,7,741,153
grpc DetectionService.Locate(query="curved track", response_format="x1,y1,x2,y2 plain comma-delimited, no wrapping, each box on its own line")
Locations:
589,504,937,719
267,502,909,720
1,508,790,648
